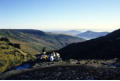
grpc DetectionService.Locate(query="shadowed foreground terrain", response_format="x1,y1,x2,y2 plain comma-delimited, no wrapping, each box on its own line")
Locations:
2,64,120,80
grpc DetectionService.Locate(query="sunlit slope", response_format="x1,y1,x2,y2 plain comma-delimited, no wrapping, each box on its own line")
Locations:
0,38,33,73
0,29,85,55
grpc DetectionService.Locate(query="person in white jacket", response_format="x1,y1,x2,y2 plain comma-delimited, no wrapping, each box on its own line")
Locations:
50,54,54,62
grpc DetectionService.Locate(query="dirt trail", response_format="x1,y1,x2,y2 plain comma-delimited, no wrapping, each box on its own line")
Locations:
0,64,79,79
1,64,120,80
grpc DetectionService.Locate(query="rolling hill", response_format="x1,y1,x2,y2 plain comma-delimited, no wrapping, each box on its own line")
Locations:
59,29,120,60
0,29,85,55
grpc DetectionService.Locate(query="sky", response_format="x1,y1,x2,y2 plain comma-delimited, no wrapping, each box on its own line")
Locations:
0,0,120,32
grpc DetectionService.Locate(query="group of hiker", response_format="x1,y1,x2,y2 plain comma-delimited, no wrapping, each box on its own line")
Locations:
39,47,61,62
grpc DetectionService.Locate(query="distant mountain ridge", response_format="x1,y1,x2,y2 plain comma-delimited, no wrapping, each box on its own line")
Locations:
49,30,81,36
0,29,85,55
59,29,120,60
77,31,109,39
48,30,109,39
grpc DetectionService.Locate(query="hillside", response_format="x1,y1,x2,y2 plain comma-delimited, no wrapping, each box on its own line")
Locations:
59,29,120,60
0,29,85,55
0,37,33,73
77,31,109,39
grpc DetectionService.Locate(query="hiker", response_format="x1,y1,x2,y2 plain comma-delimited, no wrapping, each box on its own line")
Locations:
41,54,48,60
51,51,56,58
40,47,48,60
40,53,48,60
50,54,54,62
55,52,61,61
53,51,56,57
49,51,56,62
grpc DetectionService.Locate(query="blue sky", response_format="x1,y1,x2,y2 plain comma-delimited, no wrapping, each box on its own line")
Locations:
0,0,120,31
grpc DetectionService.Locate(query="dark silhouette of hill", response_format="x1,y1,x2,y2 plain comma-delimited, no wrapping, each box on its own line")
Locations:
59,29,120,60
0,29,85,55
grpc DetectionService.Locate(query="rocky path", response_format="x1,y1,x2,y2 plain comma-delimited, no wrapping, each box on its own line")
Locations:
1,64,120,80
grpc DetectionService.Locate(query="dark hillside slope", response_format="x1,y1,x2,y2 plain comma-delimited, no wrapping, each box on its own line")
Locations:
59,29,120,59
0,29,85,55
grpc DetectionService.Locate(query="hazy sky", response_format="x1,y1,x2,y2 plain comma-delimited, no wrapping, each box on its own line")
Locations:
0,0,120,31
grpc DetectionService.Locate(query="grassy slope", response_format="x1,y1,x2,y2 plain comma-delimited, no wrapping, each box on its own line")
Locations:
0,38,34,73
0,29,85,55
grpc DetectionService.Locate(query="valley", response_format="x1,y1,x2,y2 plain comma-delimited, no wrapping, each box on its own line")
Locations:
0,29,85,54
1,0,120,80
0,29,120,80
